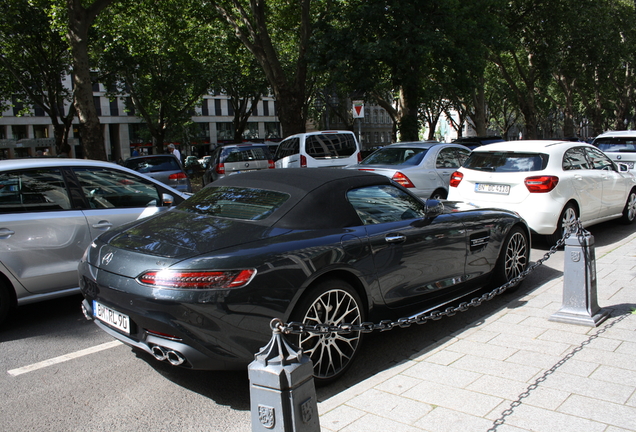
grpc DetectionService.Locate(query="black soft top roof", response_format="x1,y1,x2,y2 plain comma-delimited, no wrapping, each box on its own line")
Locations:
210,168,393,229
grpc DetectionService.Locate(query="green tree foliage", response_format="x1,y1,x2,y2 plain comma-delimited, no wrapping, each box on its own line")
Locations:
96,0,223,156
0,0,75,154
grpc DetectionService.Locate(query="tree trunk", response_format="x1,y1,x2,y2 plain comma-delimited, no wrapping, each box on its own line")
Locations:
471,78,488,136
398,87,420,141
66,0,113,160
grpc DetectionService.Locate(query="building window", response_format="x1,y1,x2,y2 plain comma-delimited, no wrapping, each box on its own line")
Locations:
216,122,234,141
227,100,234,116
33,125,49,138
214,99,222,116
201,99,209,116
12,125,28,140
263,100,270,116
243,122,259,140
265,122,280,138
93,97,102,116
34,105,46,117
12,97,24,116
373,109,378,124
126,97,135,116
252,102,258,116
110,99,119,116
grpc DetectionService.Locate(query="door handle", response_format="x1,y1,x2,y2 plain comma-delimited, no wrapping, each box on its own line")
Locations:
0,228,15,239
92,221,114,230
385,234,406,243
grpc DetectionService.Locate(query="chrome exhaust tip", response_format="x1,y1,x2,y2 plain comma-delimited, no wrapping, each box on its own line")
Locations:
151,345,167,361
166,350,186,366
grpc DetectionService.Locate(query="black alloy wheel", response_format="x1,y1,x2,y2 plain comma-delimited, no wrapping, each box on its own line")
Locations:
290,279,364,385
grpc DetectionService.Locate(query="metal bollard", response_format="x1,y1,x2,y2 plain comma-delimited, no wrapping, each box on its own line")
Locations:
248,319,320,432
549,228,610,327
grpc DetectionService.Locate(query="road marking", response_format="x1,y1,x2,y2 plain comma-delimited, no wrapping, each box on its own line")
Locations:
7,340,122,376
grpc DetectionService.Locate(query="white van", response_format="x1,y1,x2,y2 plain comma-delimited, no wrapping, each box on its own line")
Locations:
274,130,361,168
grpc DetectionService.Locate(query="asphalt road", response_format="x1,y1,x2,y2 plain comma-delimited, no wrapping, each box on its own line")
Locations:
1,220,633,432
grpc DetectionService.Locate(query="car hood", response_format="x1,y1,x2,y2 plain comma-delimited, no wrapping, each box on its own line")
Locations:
104,209,276,260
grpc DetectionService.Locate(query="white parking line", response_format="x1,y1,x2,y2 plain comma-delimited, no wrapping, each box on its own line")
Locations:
7,340,122,376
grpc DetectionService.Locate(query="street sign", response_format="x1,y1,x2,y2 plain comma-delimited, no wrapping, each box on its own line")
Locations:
352,101,364,118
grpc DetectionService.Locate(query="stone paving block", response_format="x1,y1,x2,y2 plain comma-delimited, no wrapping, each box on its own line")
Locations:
488,333,572,356
480,321,547,339
574,347,636,371
505,349,564,369
402,380,503,417
338,413,424,432
552,358,600,378
412,406,495,432
538,371,635,404
402,361,482,388
458,329,500,343
319,405,366,431
538,327,619,346
605,426,636,432
345,388,433,424
521,316,593,333
558,394,636,430
445,339,519,361
486,401,608,432
466,374,534,400
450,354,541,382
419,348,464,366
375,374,423,396
590,364,636,386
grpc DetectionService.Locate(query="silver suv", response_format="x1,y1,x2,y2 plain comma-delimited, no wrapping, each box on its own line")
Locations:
592,131,636,169
203,143,274,185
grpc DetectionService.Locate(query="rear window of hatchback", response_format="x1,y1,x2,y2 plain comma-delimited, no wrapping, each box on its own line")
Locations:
463,152,549,172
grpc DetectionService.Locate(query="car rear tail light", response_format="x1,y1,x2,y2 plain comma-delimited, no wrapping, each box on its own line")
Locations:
268,160,275,169
300,155,307,167
169,172,188,180
357,152,362,163
138,269,256,289
449,171,463,187
215,163,225,174
525,175,559,193
392,172,415,188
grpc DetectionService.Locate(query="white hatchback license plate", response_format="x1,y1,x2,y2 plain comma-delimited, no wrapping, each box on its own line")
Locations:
475,183,511,195
93,300,130,334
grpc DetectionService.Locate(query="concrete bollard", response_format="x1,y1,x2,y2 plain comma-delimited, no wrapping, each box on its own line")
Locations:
249,319,320,432
549,228,610,327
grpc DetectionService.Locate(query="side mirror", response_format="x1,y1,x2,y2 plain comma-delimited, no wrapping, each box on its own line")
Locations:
162,193,175,206
618,162,630,173
424,199,444,218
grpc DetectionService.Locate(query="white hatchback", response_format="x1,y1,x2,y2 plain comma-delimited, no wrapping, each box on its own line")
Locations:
447,140,636,243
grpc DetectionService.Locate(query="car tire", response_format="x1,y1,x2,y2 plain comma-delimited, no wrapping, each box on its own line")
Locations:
620,188,636,224
0,281,12,324
289,279,364,385
492,226,529,291
545,203,578,246
430,189,447,200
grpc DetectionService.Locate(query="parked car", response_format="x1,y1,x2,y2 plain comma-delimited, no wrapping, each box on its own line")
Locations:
274,130,361,168
447,140,636,244
345,141,471,199
124,154,192,193
592,130,636,170
0,158,188,324
79,168,530,384
452,136,504,150
202,143,274,185
198,155,211,169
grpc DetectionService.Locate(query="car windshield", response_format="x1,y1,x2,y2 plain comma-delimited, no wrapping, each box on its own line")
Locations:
594,138,636,152
464,152,548,172
125,157,181,173
361,147,428,166
179,186,289,220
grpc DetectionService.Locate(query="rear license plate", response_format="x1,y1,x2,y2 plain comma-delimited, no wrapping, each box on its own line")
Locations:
475,183,510,195
93,300,130,334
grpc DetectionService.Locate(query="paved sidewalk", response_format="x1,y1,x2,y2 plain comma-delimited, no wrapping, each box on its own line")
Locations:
317,233,636,432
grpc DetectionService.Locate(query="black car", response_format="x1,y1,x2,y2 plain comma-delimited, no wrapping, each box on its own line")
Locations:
79,169,530,383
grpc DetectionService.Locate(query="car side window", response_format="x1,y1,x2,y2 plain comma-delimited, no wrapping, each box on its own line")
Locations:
585,147,615,171
275,137,300,159
456,148,471,166
0,168,71,213
563,147,590,170
347,185,426,225
73,167,162,209
436,148,460,168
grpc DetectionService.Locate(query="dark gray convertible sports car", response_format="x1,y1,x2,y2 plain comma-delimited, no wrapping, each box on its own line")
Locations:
79,169,530,383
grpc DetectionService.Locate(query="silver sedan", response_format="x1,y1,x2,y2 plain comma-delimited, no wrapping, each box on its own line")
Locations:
346,142,471,199
0,158,188,324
